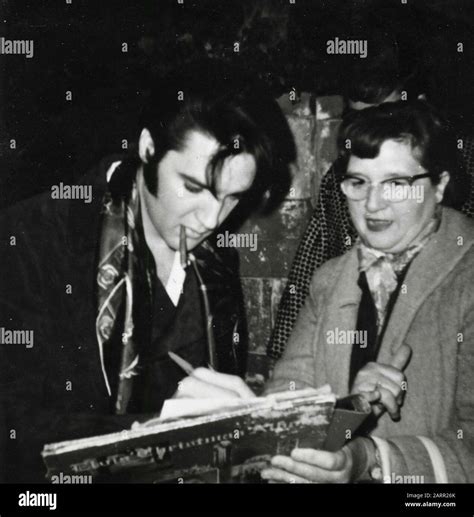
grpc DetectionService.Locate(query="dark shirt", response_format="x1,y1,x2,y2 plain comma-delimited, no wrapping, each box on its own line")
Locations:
130,269,207,413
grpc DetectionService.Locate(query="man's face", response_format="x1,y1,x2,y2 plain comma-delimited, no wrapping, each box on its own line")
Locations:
346,139,447,253
140,130,257,251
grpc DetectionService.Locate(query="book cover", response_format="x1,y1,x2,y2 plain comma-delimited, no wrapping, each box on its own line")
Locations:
42,388,369,483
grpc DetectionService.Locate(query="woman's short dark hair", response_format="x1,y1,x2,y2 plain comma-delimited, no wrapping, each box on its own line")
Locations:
140,62,294,214
337,100,468,208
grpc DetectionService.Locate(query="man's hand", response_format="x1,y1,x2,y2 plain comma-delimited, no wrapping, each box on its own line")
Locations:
173,367,256,399
261,447,354,484
351,344,412,420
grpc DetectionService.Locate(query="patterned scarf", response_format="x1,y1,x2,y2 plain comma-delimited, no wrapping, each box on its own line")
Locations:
96,161,146,415
357,215,440,333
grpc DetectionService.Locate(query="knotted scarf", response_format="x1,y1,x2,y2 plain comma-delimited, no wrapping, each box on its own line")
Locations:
357,215,440,333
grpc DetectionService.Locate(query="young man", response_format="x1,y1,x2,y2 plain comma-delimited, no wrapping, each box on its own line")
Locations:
0,70,293,482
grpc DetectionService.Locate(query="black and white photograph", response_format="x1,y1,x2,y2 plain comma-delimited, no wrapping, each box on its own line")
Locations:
0,0,473,513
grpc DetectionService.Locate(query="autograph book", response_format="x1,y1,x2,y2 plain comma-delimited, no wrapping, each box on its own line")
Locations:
42,387,370,483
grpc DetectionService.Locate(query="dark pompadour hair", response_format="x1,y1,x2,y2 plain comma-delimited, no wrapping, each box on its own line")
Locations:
337,100,468,208
139,62,294,214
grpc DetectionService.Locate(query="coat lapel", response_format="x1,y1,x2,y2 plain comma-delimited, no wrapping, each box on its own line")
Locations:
378,208,474,361
323,248,361,395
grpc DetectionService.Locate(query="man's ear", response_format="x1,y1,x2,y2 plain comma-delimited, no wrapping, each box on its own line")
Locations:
138,128,155,163
435,171,450,203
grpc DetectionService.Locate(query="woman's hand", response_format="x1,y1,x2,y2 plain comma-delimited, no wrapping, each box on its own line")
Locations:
351,344,412,420
173,367,256,399
261,447,354,484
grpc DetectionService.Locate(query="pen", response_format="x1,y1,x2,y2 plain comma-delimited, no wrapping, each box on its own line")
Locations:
168,351,194,375
179,225,187,269
168,351,215,375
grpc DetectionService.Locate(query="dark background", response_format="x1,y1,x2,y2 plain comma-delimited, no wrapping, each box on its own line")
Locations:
0,0,473,208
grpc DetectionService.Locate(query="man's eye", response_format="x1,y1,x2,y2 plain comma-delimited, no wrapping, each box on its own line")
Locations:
184,183,203,194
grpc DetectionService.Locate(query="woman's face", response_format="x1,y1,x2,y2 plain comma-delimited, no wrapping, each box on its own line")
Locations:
345,139,449,253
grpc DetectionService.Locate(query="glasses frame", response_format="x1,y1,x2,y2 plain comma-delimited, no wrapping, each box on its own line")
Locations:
340,172,432,202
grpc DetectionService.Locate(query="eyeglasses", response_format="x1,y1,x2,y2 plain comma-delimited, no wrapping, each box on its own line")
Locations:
340,173,432,202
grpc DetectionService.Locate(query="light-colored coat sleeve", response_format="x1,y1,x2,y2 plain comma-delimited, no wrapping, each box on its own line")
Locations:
265,262,334,394
382,290,474,483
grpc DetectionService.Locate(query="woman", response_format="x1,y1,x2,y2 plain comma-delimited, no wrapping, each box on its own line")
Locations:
264,100,474,483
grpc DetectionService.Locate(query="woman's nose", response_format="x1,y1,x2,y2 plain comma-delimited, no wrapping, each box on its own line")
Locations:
365,183,388,212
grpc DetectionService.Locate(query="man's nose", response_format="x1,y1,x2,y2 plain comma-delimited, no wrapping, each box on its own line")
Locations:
365,183,388,212
197,197,223,231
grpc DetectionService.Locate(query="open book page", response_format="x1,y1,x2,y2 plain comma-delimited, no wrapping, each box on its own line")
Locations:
42,386,334,456
145,383,334,425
